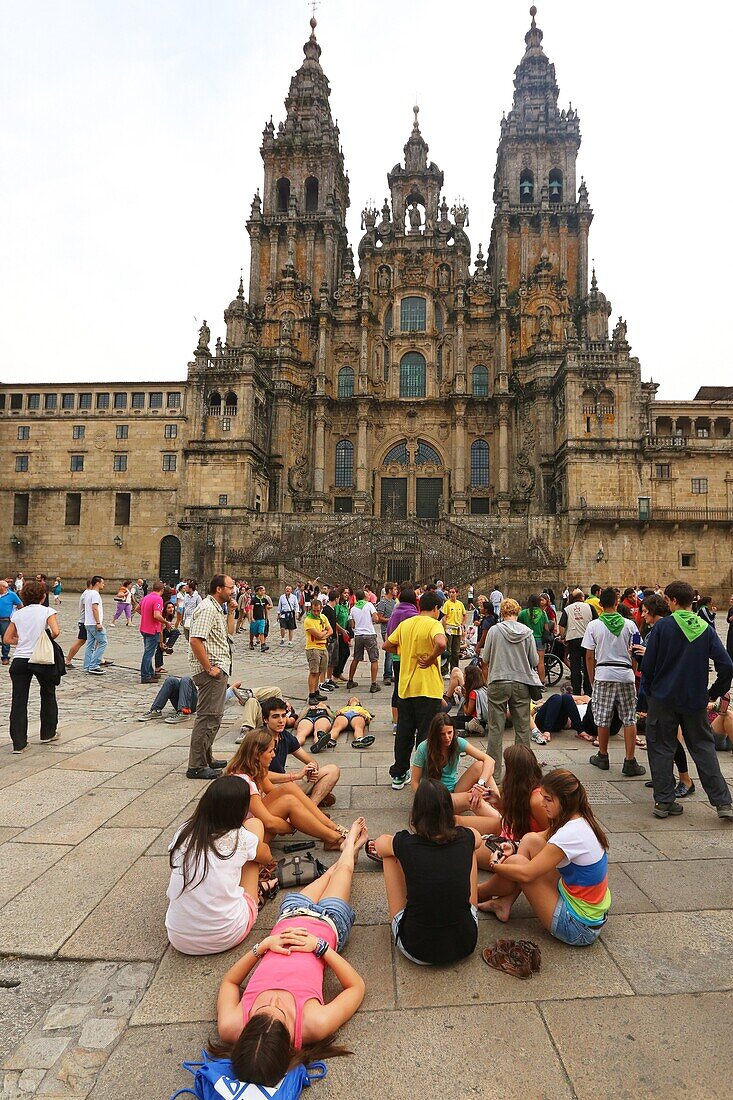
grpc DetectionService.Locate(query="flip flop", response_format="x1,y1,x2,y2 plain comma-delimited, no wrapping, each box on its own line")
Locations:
575,731,595,743
352,735,375,749
364,839,383,864
635,736,647,749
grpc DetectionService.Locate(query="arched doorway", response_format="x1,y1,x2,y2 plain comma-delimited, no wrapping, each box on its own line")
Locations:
159,535,181,585
378,438,446,519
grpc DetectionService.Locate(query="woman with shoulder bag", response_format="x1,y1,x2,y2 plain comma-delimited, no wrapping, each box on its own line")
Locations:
4,579,61,752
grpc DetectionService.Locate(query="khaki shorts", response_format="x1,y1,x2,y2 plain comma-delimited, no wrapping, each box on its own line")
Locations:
306,648,328,677
353,634,379,663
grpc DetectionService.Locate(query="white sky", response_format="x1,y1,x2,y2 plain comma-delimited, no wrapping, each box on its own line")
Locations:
1,0,730,397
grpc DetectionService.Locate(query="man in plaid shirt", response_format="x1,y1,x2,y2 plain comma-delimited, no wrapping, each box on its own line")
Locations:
186,574,237,779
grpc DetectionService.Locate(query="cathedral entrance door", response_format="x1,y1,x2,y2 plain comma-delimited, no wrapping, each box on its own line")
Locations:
384,557,413,586
416,478,442,519
159,535,181,585
380,478,407,518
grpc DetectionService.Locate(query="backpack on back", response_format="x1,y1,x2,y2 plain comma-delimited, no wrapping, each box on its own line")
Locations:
170,1050,327,1100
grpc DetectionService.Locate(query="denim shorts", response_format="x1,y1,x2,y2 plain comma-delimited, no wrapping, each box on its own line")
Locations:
278,892,355,953
550,894,604,947
391,906,479,965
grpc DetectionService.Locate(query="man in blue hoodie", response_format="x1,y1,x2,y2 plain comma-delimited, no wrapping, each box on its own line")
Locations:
641,580,733,820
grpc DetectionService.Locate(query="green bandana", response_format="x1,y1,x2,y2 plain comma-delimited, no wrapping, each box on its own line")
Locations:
305,609,322,621
672,609,709,642
599,612,625,637
354,599,367,610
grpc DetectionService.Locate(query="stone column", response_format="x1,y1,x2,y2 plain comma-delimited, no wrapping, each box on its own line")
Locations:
269,229,279,287
306,228,316,289
578,215,590,298
359,311,369,394
249,226,262,305
313,401,327,511
355,400,370,512
498,400,510,499
520,220,529,280
453,398,468,514
559,217,568,282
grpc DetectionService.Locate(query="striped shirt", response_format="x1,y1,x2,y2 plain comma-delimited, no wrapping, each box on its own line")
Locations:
551,818,611,926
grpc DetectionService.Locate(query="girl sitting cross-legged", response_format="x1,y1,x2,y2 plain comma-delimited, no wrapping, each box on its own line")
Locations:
371,779,481,966
474,744,550,873
478,768,611,947
226,727,349,851
213,818,368,1085
410,713,500,828
165,775,269,956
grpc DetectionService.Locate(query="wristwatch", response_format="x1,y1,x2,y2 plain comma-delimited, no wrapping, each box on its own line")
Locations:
477,779,487,787
314,938,329,958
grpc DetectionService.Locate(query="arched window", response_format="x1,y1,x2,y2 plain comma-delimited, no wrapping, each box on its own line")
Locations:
519,169,534,204
276,177,290,212
472,365,489,397
471,439,490,488
337,366,354,399
384,305,393,335
335,440,354,487
383,441,409,466
400,296,426,332
208,391,222,414
400,352,426,398
416,440,442,465
224,391,237,414
549,169,563,203
304,176,319,213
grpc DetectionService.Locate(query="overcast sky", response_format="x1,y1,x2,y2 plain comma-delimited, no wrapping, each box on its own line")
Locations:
1,0,730,398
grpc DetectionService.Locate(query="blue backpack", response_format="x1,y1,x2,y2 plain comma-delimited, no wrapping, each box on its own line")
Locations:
170,1050,327,1100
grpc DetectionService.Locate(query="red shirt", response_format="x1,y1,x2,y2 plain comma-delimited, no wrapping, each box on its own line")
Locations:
138,592,163,635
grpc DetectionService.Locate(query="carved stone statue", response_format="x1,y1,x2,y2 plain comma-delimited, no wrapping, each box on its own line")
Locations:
280,312,294,342
377,266,391,293
437,265,450,291
538,306,552,342
197,320,210,350
408,204,422,232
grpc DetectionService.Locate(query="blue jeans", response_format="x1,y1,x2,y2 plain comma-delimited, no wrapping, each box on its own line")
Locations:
550,894,603,946
83,627,107,670
151,675,197,714
141,632,159,681
277,892,355,953
0,617,10,660
382,636,393,680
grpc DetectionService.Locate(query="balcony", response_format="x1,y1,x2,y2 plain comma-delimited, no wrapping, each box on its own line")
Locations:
581,505,733,525
644,435,688,449
205,406,237,417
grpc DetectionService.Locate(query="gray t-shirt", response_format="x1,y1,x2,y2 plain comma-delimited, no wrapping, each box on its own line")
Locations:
581,619,635,683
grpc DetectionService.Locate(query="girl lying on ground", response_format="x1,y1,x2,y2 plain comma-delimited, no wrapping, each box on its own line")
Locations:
474,744,550,874
226,728,349,850
213,818,368,1085
165,775,268,956
409,713,500,830
372,779,481,966
478,769,611,947
316,696,375,751
529,692,591,745
294,702,335,749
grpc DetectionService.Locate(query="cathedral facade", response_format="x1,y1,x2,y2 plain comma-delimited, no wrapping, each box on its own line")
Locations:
2,10,733,596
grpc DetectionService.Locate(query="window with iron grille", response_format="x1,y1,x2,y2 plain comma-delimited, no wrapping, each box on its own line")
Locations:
78,392,92,410
691,478,708,494
113,454,127,472
14,493,29,525
383,441,409,466
163,453,177,472
335,440,353,487
337,367,354,399
400,296,426,332
399,352,426,398
471,439,490,487
96,393,110,409
470,498,490,514
70,455,84,472
113,392,127,409
72,425,85,440
416,440,441,466
10,393,22,410
221,417,231,432
132,392,145,409
149,391,163,409
165,424,177,439
334,496,353,513
167,391,182,408
61,393,74,410
26,394,39,410
654,464,670,479
16,455,28,472
17,426,30,440
116,425,128,440
65,492,81,526
472,365,489,397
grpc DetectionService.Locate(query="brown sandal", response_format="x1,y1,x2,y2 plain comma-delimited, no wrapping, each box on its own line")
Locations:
481,939,536,980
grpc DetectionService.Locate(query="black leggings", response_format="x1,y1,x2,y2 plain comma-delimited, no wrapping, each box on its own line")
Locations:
674,739,688,776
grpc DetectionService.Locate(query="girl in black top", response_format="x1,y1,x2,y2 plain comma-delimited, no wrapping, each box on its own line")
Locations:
374,779,481,966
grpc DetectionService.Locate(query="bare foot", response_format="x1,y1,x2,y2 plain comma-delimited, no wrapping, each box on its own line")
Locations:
352,818,368,852
477,897,513,922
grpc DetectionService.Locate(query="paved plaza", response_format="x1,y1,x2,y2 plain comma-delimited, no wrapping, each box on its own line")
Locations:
1,600,732,1098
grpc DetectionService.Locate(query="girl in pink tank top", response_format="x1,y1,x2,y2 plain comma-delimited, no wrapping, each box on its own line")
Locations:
213,818,368,1087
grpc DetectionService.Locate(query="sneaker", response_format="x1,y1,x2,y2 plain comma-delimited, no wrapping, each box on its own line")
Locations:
311,731,332,755
235,725,254,745
288,641,294,647
622,758,646,777
320,682,335,692
261,645,270,653
653,801,683,818
589,752,609,770
11,745,28,754
531,729,549,745
382,676,392,685
87,668,105,676
186,766,223,780
279,640,285,646
316,691,328,702
369,682,381,694
674,780,696,798
164,712,187,724
138,709,164,722
717,804,733,821
346,680,358,690
390,772,409,791
230,687,253,706
40,733,59,743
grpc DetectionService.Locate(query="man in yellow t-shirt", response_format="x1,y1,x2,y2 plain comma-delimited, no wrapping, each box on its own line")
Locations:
384,592,446,789
441,585,467,670
586,585,602,614
303,597,332,706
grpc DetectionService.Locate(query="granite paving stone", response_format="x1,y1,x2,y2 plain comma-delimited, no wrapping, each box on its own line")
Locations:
605,831,666,862
99,762,176,790
130,946,238,1026
14,787,140,846
4,1035,71,1071
0,842,73,907
85,1023,210,1100
596,800,721,832
103,774,200,829
644,828,733,859
603,909,733,994
55,747,155,773
622,857,733,910
0,828,159,956
605,863,657,913
0,770,114,828
0,960,85,1064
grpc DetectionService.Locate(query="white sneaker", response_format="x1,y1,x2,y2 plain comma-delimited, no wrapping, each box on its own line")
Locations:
288,641,294,647
279,640,285,646
138,709,164,721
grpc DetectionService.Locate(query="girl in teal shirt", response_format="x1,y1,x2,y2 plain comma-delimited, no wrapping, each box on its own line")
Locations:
410,714,501,829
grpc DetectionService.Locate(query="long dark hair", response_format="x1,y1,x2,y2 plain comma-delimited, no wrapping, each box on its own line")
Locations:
542,769,609,850
209,1015,351,1086
463,663,486,697
525,592,542,623
410,778,458,844
501,744,543,839
169,775,250,893
424,714,459,784
226,726,273,787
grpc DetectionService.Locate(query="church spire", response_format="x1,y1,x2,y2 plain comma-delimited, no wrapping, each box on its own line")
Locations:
403,105,429,173
501,6,578,139
271,16,340,152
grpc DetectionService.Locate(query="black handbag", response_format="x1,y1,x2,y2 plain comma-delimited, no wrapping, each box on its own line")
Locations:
276,852,327,889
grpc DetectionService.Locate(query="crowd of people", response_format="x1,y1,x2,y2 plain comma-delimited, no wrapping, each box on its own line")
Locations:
3,567,733,1089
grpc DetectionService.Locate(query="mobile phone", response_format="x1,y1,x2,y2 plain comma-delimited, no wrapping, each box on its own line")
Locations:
283,841,316,853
